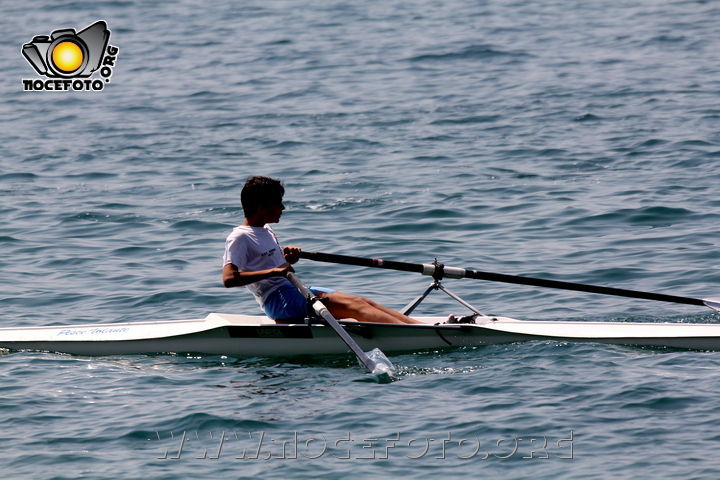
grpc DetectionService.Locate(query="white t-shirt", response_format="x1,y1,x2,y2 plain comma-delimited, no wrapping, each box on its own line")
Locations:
223,224,291,306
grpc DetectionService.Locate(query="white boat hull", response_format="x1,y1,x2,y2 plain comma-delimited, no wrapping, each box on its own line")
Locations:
3,313,720,356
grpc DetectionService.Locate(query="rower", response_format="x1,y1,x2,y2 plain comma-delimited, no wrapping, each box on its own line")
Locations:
222,176,424,324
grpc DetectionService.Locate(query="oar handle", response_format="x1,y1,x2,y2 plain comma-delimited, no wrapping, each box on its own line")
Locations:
298,250,717,311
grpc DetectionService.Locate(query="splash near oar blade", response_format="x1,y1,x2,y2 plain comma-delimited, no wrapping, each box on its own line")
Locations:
298,251,718,313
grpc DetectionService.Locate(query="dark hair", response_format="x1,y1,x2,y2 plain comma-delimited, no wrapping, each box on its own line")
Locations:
241,176,285,217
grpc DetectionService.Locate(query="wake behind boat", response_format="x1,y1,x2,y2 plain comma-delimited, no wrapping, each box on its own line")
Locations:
3,312,720,357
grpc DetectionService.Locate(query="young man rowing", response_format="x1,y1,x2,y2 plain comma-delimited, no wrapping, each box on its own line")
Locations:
222,176,423,324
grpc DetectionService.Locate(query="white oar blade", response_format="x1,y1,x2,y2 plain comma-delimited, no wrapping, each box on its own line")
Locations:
703,298,720,312
365,348,395,375
362,348,396,383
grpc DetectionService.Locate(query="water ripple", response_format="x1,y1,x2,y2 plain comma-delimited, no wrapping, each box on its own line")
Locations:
3,0,720,478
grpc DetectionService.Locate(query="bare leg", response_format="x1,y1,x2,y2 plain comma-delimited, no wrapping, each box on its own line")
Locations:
318,291,425,324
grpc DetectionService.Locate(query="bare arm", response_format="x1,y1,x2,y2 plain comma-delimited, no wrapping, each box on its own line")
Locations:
222,262,295,288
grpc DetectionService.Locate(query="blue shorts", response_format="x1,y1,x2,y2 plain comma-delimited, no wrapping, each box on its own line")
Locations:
263,283,335,320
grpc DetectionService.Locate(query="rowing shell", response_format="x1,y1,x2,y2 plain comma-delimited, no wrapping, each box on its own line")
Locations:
2,313,720,357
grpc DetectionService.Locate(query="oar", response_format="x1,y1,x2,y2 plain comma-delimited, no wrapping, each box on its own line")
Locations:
286,271,393,374
297,251,720,313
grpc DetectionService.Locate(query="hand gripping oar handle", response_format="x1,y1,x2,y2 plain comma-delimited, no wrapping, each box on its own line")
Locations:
285,272,379,373
297,251,720,312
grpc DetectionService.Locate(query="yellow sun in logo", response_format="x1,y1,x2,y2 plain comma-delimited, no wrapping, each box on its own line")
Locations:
52,41,84,73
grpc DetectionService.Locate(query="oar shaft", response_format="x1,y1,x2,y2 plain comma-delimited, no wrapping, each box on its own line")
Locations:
298,251,708,308
462,269,705,307
298,251,424,274
286,272,378,373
